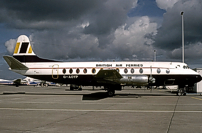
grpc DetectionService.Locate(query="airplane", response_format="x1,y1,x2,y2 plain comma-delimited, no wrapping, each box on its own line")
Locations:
3,35,202,96
23,77,56,86
0,79,14,85
0,77,54,87
0,78,27,86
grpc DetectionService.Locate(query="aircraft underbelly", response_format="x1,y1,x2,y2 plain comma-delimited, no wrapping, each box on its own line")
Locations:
153,75,200,86
25,74,200,86
26,75,94,85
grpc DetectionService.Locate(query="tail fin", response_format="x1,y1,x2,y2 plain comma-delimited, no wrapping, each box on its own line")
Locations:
13,35,58,63
13,35,35,56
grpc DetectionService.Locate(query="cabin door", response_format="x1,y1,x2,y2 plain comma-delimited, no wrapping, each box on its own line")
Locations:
52,64,59,79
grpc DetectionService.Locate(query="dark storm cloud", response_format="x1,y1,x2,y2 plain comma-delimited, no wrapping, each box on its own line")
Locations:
28,15,157,61
0,0,133,32
84,0,133,35
154,0,202,50
0,0,107,30
0,0,136,50
0,0,100,21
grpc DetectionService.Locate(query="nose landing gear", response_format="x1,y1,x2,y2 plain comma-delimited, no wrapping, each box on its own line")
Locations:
177,87,186,96
177,85,190,96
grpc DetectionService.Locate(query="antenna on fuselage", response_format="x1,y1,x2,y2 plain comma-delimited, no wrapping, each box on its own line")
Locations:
181,12,184,63
154,50,156,62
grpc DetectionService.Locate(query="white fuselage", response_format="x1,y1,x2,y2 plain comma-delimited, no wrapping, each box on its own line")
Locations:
18,61,196,76
12,61,201,87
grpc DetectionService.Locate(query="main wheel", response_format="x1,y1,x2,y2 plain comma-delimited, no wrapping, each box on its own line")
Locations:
107,89,115,97
70,85,74,90
177,88,182,96
177,87,187,96
78,86,82,90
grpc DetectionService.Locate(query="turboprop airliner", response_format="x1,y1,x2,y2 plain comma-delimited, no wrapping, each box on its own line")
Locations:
3,35,202,96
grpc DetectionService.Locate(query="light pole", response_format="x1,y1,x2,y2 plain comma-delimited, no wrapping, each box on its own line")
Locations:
181,12,184,63
154,50,156,62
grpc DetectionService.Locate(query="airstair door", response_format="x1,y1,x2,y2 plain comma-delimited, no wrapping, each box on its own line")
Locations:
52,64,59,79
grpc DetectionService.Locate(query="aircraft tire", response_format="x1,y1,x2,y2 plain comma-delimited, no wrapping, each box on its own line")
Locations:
78,86,82,91
177,87,187,96
177,88,182,96
107,89,115,97
70,86,74,90
177,91,182,96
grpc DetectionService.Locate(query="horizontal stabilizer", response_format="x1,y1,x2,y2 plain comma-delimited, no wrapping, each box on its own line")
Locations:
3,56,29,70
96,69,122,79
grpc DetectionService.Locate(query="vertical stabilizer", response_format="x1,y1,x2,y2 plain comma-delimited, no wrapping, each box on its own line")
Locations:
13,35,58,62
13,35,35,56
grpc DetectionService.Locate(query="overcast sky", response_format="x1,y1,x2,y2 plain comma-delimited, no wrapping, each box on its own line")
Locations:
0,0,202,79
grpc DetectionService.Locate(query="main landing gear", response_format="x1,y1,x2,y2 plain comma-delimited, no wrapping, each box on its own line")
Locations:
70,84,82,91
177,85,188,96
105,85,122,97
177,88,186,96
107,89,115,97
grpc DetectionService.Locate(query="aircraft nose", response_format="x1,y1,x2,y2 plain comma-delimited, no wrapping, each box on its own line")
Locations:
196,75,202,82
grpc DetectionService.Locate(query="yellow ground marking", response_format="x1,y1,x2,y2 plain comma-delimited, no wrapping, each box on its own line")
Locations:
191,97,202,100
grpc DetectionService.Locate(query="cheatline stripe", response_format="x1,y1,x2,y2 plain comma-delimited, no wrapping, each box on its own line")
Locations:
0,108,201,113
28,67,173,69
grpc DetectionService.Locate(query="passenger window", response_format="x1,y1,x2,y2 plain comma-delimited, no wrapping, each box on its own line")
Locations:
62,68,66,74
83,68,87,73
124,68,128,73
69,68,73,74
116,68,120,73
166,69,170,74
92,68,96,74
131,68,134,73
157,68,161,74
76,68,80,74
139,68,143,73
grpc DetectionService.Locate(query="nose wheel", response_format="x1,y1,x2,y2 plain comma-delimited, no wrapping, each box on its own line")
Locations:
177,87,186,96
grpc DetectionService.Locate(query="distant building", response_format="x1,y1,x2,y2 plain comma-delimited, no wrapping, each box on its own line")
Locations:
194,68,202,93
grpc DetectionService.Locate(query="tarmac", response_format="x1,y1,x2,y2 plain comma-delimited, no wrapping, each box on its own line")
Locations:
0,85,202,133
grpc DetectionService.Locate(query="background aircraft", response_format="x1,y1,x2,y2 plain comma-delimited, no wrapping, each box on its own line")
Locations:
0,78,27,86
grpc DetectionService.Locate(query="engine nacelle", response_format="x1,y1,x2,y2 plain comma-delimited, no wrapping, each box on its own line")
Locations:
118,75,148,86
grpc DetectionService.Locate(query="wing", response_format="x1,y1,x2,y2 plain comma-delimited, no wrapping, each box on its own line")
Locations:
95,69,122,84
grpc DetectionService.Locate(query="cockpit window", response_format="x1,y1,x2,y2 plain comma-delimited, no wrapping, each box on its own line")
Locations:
183,65,189,69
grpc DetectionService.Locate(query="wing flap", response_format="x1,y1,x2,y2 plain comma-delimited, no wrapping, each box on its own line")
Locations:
3,56,29,70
